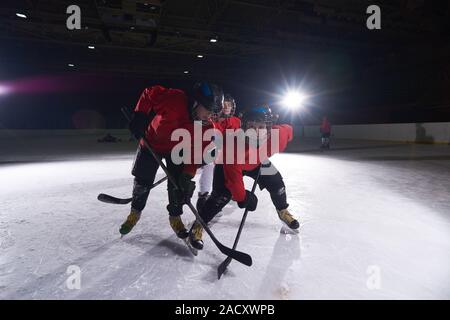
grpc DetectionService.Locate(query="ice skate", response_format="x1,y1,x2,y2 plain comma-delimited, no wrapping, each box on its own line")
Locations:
189,221,204,250
119,208,141,236
169,215,189,239
277,208,300,231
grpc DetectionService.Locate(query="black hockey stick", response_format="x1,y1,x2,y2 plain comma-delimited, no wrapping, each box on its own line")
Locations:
218,166,262,279
97,176,168,204
97,193,132,205
121,107,252,267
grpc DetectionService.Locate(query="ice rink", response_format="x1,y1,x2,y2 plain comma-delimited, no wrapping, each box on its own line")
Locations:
1,136,450,299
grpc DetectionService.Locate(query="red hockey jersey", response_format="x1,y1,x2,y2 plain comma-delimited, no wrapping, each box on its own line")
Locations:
181,116,241,175
320,118,331,134
216,116,241,131
222,124,293,202
134,85,192,154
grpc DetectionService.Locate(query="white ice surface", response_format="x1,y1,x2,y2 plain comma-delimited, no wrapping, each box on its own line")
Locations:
1,138,450,299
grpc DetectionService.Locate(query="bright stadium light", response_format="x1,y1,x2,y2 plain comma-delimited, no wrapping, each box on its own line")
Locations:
282,90,307,110
16,13,27,19
0,84,11,96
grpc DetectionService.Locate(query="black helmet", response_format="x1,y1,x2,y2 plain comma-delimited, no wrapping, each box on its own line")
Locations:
220,93,236,118
192,82,224,113
241,104,273,129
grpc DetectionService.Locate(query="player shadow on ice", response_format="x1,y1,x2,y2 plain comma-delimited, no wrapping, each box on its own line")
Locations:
56,233,217,299
4,233,204,299
256,232,301,299
75,234,226,298
202,228,301,285
3,238,122,299
124,233,224,267
123,233,195,260
71,235,202,299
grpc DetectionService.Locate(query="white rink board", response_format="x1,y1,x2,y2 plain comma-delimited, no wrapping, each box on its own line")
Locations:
302,122,450,143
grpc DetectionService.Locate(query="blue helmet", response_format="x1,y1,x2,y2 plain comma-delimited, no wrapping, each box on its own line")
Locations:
192,82,224,113
241,104,273,128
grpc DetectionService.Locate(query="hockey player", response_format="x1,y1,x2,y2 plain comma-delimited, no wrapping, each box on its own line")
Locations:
196,94,240,211
320,116,331,149
188,105,300,250
119,82,224,239
215,94,240,131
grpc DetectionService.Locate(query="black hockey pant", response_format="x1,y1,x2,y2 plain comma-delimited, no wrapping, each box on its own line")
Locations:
131,144,184,216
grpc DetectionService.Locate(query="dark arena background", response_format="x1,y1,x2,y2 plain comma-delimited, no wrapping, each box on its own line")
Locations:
1,0,450,304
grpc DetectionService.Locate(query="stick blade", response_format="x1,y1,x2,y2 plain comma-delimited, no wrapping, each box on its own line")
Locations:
218,244,252,267
217,257,232,279
97,193,132,205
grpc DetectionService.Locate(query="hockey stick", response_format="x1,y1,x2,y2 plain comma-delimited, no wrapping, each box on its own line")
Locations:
217,166,262,279
97,176,168,204
121,107,252,267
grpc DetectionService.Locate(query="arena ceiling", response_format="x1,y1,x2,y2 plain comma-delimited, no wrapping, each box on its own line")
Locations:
1,0,449,80
1,1,450,125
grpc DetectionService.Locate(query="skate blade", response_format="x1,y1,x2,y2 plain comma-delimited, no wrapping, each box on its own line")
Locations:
280,224,300,235
182,237,198,256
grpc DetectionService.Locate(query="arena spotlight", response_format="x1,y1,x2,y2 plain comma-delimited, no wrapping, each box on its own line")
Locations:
0,84,11,96
282,90,307,110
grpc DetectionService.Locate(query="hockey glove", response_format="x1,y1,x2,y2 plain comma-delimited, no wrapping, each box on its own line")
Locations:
129,111,149,140
237,190,258,211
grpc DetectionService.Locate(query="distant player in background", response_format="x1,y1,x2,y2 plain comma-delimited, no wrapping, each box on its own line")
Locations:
196,94,239,211
320,116,331,149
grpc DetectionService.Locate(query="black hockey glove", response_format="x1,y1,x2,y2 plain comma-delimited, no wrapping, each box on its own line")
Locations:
237,190,258,211
129,111,149,140
178,172,196,203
